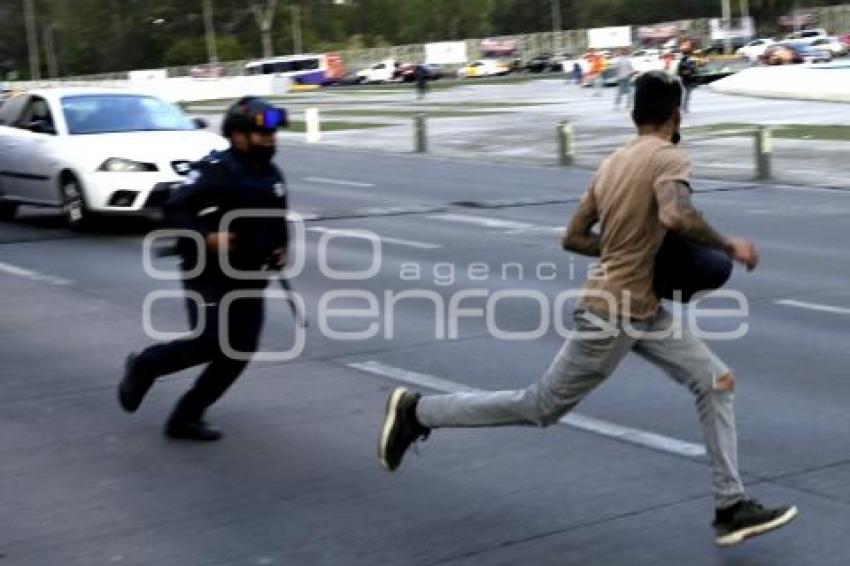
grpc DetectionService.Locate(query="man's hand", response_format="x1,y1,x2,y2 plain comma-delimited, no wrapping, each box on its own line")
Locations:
656,181,730,252
727,236,759,271
563,183,601,257
205,231,236,252
270,247,288,269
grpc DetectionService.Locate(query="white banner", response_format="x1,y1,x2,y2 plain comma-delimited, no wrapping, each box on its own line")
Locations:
588,26,632,49
425,41,468,65
710,17,755,41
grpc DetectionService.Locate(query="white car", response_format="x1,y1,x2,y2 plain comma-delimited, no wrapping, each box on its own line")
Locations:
0,88,228,228
785,29,828,45
810,37,848,57
736,39,776,62
630,49,665,74
355,59,399,84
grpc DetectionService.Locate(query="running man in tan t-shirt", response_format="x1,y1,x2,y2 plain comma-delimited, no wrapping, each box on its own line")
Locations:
379,71,797,546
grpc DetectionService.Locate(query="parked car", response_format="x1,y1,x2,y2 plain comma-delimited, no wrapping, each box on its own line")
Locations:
0,89,14,109
761,43,831,65
456,59,511,78
785,28,828,45
736,39,776,62
809,37,848,57
0,88,228,228
355,59,400,84
630,49,664,74
398,63,443,82
525,53,561,73
421,64,444,80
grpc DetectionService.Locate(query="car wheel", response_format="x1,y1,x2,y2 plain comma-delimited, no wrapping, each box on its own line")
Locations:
60,176,92,230
0,200,18,220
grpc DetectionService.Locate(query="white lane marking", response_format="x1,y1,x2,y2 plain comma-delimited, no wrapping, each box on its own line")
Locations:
0,261,72,286
429,213,562,236
304,176,375,188
695,163,756,171
428,213,536,231
308,226,441,250
503,226,564,236
349,360,706,459
776,299,850,316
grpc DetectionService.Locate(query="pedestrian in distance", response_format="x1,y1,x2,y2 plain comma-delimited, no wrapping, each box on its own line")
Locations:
613,49,636,109
378,71,797,547
414,64,429,100
677,52,699,113
571,61,583,85
119,97,291,442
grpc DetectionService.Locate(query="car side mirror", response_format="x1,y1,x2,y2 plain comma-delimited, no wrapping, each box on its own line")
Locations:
192,117,208,129
27,119,56,135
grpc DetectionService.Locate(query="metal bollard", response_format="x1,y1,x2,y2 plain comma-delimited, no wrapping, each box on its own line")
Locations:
305,107,321,143
754,125,772,180
557,120,576,166
414,113,428,153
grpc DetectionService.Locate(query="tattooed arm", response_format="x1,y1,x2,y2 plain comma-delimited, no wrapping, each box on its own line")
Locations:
562,185,601,257
656,180,759,270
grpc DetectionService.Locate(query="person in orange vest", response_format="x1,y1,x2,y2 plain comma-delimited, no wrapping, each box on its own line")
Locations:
590,52,605,96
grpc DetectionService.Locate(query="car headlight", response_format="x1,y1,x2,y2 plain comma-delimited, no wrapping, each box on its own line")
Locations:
98,158,158,172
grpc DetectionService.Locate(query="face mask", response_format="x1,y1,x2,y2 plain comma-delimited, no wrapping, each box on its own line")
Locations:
247,143,276,165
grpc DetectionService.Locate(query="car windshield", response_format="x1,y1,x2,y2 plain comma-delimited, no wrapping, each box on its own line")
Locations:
61,94,194,135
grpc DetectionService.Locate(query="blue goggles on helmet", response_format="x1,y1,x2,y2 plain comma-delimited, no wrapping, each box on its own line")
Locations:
253,107,288,130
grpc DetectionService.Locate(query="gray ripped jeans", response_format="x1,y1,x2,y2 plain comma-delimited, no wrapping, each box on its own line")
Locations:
417,308,745,508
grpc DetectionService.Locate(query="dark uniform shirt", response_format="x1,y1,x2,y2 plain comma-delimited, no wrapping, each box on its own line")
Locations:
165,148,289,287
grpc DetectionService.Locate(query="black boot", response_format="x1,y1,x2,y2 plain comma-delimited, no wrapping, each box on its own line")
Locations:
118,353,155,413
165,419,223,442
165,393,223,441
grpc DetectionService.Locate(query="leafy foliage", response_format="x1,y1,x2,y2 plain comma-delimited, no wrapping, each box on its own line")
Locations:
1,0,846,78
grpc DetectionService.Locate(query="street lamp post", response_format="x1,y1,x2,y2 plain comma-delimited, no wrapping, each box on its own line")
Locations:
43,24,59,78
551,0,562,34
253,0,278,59
203,0,219,64
291,5,303,54
23,0,41,80
551,0,562,52
721,0,732,54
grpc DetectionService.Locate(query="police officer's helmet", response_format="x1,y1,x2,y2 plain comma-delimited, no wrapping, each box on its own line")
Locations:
222,96,289,138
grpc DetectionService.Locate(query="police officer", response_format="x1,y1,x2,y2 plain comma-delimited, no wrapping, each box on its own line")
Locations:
118,96,290,441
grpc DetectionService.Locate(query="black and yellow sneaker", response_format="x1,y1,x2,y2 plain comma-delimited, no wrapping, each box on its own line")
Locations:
378,388,430,472
714,499,798,546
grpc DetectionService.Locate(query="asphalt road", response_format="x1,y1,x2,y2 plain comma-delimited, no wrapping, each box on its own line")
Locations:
2,144,850,565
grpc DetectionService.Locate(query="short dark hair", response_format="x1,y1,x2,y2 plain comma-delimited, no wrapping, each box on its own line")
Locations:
631,71,682,127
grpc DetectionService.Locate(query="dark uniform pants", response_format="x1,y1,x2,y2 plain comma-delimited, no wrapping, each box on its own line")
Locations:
136,278,265,423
